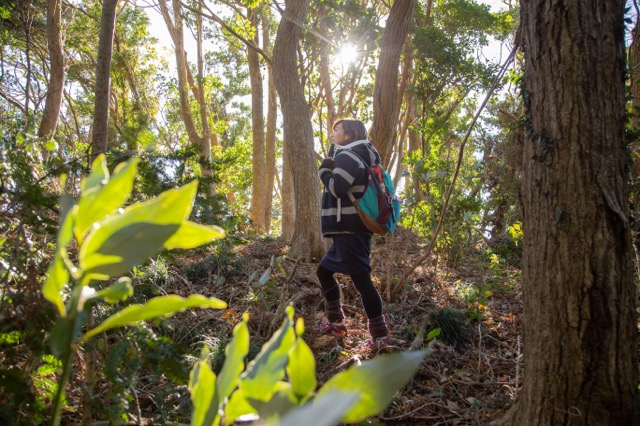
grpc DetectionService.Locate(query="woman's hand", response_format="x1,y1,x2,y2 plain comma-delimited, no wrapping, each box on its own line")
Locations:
320,157,335,170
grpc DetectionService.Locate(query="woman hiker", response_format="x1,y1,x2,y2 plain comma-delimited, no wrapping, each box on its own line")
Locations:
316,118,390,350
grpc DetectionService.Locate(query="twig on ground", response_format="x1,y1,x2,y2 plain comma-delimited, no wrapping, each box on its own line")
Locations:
268,256,302,334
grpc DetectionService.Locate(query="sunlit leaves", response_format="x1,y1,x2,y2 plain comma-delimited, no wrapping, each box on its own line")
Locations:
82,295,227,342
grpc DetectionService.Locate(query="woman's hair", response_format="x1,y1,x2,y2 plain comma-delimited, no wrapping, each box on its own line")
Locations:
333,119,368,142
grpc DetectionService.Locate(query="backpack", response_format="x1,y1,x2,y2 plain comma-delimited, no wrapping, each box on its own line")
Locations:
339,150,401,235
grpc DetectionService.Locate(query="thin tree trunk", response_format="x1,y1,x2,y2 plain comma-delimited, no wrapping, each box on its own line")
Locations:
91,0,118,161
273,0,323,258
318,6,335,134
503,1,638,424
196,0,213,191
369,0,416,167
38,0,65,160
263,12,277,233
248,8,266,233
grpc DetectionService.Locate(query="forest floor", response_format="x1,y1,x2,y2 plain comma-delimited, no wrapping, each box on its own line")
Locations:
167,227,523,425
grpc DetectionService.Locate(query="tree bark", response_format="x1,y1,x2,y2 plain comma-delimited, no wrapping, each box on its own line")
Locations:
369,0,416,167
281,141,295,241
91,0,118,161
38,0,65,152
504,1,638,424
196,0,213,190
273,0,323,259
263,12,277,233
248,8,266,233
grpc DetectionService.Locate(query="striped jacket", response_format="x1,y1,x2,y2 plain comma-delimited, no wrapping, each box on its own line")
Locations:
318,139,382,236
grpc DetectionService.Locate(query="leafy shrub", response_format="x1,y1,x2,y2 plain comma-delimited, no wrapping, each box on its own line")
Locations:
188,306,431,426
428,308,472,352
41,155,227,425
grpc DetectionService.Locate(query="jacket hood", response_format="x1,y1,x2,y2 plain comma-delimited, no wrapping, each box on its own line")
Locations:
335,139,381,167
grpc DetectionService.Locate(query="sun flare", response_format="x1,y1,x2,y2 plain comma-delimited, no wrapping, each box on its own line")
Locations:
334,44,358,69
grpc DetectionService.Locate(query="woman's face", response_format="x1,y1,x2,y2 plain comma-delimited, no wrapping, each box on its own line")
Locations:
331,123,351,146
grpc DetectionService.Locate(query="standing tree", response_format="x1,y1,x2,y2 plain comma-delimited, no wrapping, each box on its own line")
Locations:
90,0,118,160
37,0,65,161
369,0,416,166
273,0,323,259
248,6,266,233
505,1,638,424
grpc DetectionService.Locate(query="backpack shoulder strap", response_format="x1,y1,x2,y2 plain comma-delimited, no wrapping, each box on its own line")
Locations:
336,149,371,170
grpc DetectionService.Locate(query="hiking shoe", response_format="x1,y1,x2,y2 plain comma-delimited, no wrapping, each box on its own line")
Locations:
364,337,393,353
314,322,348,337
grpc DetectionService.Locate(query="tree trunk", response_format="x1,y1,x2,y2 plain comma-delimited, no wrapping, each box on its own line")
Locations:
273,0,323,259
281,141,295,241
248,8,266,234
196,0,213,190
263,12,277,233
38,0,65,156
170,0,202,148
504,1,638,424
318,6,335,135
91,0,118,161
628,17,640,214
369,0,416,167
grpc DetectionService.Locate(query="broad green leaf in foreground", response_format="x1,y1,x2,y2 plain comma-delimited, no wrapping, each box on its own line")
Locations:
224,388,257,425
81,155,109,193
272,391,360,426
190,349,216,426
215,315,250,406
82,295,227,341
42,200,77,316
164,221,226,249
286,338,317,401
239,316,296,405
316,349,431,423
200,315,251,426
79,181,201,279
75,158,139,241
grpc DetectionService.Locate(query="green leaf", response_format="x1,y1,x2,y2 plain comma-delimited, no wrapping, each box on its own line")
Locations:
286,339,316,402
190,349,217,426
201,315,250,426
426,328,441,340
43,254,70,317
272,391,360,426
82,295,227,341
42,202,77,317
45,140,58,151
79,181,199,279
95,277,134,304
257,381,297,422
239,316,296,405
81,222,180,280
0,236,5,248
316,350,430,423
163,222,226,250
75,158,139,241
81,154,109,193
216,316,250,405
224,389,258,425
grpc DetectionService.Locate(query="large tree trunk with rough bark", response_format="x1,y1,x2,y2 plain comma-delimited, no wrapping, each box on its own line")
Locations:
369,0,415,167
503,1,638,424
273,0,323,259
91,0,118,161
38,0,65,158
